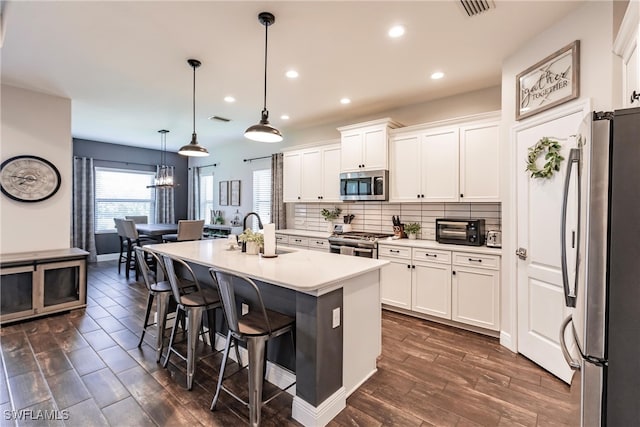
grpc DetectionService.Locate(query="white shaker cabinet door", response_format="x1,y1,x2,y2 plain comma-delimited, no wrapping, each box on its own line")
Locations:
380,258,412,309
422,128,459,202
283,152,302,202
460,123,500,202
340,132,363,172
321,145,342,202
389,134,421,202
412,262,452,319
301,149,322,201
362,127,387,170
451,266,500,331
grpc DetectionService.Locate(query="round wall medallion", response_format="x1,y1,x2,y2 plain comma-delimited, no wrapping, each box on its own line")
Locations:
0,155,62,202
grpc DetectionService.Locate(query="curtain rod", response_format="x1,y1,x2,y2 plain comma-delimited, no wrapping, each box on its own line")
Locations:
188,163,218,170
74,156,157,168
243,155,272,162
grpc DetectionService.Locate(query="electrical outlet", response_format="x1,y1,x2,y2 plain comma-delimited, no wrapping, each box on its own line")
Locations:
241,303,249,316
332,307,340,328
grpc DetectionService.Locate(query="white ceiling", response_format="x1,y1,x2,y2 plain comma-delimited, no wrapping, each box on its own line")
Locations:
1,1,584,152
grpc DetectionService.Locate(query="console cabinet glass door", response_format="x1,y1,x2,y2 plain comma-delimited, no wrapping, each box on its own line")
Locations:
0,265,35,322
41,260,85,311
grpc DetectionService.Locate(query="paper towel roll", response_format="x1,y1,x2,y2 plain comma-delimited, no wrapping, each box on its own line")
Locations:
263,223,276,256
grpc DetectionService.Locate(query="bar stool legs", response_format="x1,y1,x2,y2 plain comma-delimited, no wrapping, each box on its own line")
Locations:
247,336,268,427
137,290,171,362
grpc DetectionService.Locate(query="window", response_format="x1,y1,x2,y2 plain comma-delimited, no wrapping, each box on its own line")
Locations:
94,167,156,232
252,169,272,231
199,171,214,222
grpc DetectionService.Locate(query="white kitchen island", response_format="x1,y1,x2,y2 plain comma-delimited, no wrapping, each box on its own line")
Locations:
147,239,388,427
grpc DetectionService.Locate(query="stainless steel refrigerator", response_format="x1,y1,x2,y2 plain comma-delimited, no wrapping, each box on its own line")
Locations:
559,107,640,426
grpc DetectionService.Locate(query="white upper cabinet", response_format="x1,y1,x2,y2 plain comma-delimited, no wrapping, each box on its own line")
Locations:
389,112,500,203
338,118,402,172
459,122,500,202
283,143,341,203
613,1,639,108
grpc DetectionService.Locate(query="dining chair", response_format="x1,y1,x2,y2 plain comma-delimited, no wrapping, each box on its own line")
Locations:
161,254,222,390
113,218,129,275
208,267,296,426
125,215,148,224
120,219,155,280
162,219,205,242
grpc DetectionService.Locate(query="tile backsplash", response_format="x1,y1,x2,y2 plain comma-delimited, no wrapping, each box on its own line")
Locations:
286,202,501,240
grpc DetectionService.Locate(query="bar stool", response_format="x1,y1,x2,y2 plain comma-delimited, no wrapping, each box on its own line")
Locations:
161,254,222,390
208,267,296,427
134,246,173,362
162,219,205,242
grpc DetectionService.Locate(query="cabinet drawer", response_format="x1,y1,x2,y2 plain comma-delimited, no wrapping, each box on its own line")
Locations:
412,248,451,265
452,252,500,270
288,236,309,247
309,238,329,251
378,245,411,259
275,234,289,245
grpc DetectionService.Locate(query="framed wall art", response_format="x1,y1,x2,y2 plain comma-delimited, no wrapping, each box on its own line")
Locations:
516,40,580,121
230,180,241,206
219,180,228,206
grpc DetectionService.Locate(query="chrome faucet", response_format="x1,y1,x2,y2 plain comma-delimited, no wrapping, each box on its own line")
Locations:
241,212,264,252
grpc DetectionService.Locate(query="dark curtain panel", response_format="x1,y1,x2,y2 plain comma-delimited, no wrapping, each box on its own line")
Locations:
188,166,201,220
270,153,286,229
72,157,97,262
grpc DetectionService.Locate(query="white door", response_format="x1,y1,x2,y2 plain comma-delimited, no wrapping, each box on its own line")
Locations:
321,145,342,202
283,152,301,202
362,127,387,170
301,149,322,201
340,132,362,172
412,262,451,319
379,258,412,309
515,102,590,384
460,122,500,202
422,128,459,202
389,134,421,202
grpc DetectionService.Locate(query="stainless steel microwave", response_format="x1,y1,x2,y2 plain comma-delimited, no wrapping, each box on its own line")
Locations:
339,170,388,201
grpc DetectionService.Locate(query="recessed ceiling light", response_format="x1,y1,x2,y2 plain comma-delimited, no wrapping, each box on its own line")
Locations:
431,71,445,80
388,25,405,38
281,114,290,120
340,97,351,105
224,96,236,102
285,70,299,79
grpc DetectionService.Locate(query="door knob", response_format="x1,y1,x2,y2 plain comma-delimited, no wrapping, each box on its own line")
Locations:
516,247,528,260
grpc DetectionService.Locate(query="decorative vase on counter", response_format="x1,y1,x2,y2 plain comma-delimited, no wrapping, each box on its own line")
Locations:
246,241,260,255
326,221,334,233
408,233,417,240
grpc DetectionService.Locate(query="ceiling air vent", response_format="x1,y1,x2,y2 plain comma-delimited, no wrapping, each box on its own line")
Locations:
459,0,495,17
209,115,231,122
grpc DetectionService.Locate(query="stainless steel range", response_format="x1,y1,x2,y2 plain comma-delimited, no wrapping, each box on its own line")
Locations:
328,231,394,258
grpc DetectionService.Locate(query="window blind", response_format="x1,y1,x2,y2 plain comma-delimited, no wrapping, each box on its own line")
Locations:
252,169,272,231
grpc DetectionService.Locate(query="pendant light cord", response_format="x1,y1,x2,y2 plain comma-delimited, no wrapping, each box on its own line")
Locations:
263,22,268,112
193,64,196,133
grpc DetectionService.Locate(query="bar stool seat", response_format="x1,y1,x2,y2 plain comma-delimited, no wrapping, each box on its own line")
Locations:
208,267,296,427
162,254,222,390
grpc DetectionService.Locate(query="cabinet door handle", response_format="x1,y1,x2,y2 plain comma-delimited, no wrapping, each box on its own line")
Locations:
297,196,301,200
421,194,425,198
390,249,400,253
460,193,464,198
411,265,415,269
468,258,483,263
452,271,456,275
407,264,411,269
425,253,437,258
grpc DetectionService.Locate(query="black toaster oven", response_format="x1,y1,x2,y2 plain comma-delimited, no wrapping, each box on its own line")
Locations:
435,218,485,246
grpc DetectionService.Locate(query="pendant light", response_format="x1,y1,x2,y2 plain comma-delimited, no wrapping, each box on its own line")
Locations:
148,129,175,188
244,12,283,143
179,59,210,157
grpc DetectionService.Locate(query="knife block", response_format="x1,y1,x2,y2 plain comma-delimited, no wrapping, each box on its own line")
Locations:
393,225,406,238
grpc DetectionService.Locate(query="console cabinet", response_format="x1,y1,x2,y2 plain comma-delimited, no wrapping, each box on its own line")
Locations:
1,248,88,324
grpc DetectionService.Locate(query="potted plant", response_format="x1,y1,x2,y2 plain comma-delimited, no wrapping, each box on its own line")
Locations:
320,207,342,232
238,228,264,255
404,223,421,240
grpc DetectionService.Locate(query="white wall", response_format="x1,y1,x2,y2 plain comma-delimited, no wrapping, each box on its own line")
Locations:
499,1,614,351
1,85,72,253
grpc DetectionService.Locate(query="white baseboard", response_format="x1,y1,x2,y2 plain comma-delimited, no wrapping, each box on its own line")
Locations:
292,387,346,427
97,253,119,262
346,368,376,397
500,331,516,352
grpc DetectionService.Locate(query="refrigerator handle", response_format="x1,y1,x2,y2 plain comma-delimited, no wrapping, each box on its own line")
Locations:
561,148,581,308
559,315,581,370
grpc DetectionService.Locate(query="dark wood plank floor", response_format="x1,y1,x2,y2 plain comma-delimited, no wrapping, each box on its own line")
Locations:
0,260,579,426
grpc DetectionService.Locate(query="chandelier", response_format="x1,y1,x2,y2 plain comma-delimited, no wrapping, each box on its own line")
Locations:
148,129,175,188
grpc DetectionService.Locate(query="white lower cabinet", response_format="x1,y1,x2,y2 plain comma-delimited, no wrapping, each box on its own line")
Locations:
379,244,500,333
451,252,500,331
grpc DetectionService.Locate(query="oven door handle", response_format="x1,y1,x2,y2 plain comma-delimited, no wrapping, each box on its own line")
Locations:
353,247,373,254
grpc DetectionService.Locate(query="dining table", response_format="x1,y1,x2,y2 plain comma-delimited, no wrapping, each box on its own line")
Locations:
135,223,178,240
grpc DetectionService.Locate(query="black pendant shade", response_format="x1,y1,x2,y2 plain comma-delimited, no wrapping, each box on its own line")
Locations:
179,59,210,157
244,12,283,143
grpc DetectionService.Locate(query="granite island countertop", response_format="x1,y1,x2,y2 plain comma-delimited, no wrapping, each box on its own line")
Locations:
147,238,388,296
